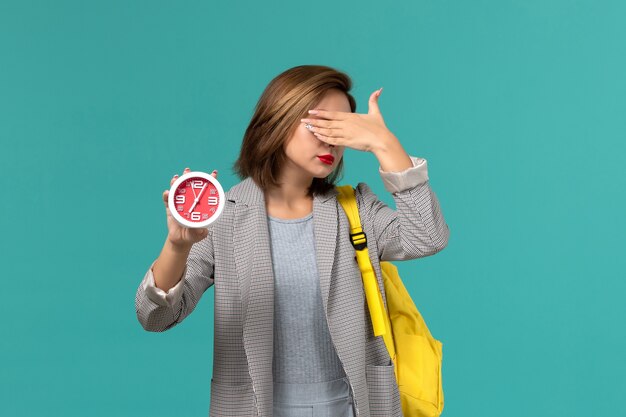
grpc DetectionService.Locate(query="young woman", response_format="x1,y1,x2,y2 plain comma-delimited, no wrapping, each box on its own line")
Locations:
135,65,450,417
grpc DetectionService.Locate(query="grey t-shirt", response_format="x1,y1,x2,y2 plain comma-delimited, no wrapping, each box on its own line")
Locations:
268,212,346,383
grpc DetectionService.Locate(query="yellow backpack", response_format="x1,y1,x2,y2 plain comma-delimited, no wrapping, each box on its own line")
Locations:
336,185,445,417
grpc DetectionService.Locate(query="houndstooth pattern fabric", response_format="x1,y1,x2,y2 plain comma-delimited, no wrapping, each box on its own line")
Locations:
135,156,450,417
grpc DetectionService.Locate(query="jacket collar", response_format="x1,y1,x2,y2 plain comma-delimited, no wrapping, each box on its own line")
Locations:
227,176,338,206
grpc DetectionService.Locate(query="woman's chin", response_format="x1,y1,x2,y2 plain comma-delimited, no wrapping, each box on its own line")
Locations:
314,165,335,177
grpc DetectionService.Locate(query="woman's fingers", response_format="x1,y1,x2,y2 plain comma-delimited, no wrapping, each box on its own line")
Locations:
166,172,181,207
192,227,208,238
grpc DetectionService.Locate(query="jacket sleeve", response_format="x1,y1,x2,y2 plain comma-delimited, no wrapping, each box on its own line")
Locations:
135,230,215,332
356,155,450,261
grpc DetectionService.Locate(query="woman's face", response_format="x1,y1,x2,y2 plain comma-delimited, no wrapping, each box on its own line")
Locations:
282,89,350,183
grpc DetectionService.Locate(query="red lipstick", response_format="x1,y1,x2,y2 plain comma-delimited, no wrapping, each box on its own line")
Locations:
317,154,335,165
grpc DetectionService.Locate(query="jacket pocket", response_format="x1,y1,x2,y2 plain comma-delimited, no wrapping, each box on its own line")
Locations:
365,363,403,417
209,379,256,417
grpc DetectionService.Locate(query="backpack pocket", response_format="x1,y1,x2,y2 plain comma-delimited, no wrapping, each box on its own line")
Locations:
395,333,444,415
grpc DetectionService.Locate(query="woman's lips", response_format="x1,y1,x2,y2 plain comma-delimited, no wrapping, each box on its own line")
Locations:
317,155,335,165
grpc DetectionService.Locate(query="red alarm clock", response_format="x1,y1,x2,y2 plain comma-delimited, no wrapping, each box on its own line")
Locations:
168,171,225,228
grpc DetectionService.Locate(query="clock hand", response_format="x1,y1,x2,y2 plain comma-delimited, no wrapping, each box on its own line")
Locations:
188,183,208,213
195,183,209,206
190,180,198,200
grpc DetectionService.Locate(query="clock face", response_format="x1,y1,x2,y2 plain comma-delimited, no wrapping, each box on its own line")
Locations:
167,171,225,228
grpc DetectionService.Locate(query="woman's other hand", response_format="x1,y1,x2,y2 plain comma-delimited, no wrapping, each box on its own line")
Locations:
299,88,398,153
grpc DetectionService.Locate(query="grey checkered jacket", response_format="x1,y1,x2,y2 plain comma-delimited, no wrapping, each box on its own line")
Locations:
135,156,450,417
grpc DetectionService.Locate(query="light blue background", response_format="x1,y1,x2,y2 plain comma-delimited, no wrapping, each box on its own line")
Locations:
1,1,624,416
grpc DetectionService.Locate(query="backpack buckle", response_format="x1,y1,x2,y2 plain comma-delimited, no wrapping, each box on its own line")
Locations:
350,231,368,250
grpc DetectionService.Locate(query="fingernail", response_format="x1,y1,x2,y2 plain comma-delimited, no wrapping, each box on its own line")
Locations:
308,110,318,114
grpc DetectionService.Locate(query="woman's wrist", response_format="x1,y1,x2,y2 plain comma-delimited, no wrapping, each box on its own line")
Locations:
165,237,193,255
372,133,414,173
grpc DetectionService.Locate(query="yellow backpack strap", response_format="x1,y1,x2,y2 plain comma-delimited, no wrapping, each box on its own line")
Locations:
336,185,388,337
